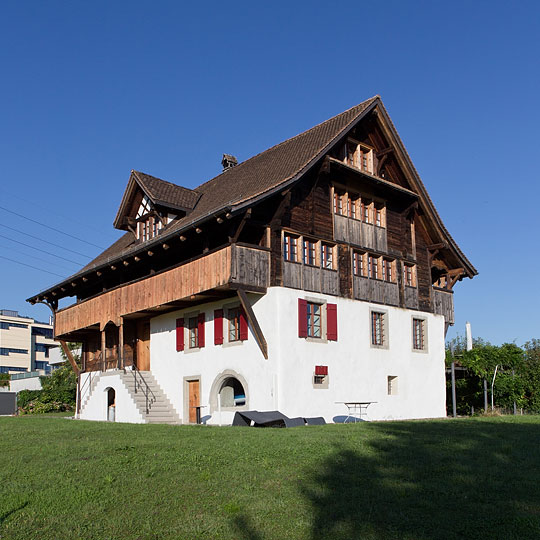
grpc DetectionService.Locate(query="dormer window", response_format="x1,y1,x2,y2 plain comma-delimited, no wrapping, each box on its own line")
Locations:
345,139,373,174
137,215,162,241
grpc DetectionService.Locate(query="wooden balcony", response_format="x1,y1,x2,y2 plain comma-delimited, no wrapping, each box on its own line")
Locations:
55,244,270,338
353,276,399,306
333,214,387,252
433,287,454,325
283,262,339,296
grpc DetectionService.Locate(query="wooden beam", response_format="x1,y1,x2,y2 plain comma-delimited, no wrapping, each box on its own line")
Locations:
59,340,80,375
162,243,169,250
123,260,129,266
118,319,124,369
376,146,394,158
134,256,141,262
101,328,106,371
428,243,447,251
216,217,224,224
236,288,268,360
179,235,186,242
231,208,252,244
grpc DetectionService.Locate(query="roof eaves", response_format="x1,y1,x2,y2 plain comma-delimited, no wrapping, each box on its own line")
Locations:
375,104,477,277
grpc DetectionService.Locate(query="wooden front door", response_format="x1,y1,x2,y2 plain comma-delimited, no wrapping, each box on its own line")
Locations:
188,380,200,423
136,321,151,371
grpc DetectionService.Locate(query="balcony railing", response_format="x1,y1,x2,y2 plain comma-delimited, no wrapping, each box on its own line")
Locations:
433,288,454,325
55,244,270,338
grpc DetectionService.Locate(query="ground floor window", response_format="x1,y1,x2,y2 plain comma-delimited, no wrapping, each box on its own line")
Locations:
218,377,246,407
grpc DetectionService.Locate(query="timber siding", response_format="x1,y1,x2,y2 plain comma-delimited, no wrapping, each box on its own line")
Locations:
55,244,269,337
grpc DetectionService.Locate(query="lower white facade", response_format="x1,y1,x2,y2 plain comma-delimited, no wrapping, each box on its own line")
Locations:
79,286,447,424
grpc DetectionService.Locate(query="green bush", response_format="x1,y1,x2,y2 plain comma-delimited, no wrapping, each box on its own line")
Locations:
18,364,77,415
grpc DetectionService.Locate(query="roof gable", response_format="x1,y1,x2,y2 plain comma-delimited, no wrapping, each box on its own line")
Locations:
113,170,200,230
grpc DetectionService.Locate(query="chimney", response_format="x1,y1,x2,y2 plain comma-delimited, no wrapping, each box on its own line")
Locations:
221,154,238,172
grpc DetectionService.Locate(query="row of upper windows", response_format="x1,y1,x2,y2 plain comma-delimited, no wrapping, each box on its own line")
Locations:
32,326,53,338
0,322,28,330
299,299,427,351
0,348,28,356
174,300,427,353
176,306,248,352
0,366,27,373
283,234,336,270
353,251,417,287
333,190,385,227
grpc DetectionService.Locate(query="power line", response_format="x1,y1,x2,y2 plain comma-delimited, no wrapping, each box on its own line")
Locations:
0,242,76,272
0,222,92,259
0,187,112,236
0,205,105,249
0,233,85,266
0,255,67,278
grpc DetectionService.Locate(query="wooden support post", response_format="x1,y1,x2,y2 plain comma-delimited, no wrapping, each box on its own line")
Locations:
119,319,124,370
101,328,106,372
58,340,80,375
236,288,268,360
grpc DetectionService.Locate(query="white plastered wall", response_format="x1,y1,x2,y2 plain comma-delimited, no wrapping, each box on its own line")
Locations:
150,294,278,425
149,286,446,425
79,371,144,423
273,287,446,421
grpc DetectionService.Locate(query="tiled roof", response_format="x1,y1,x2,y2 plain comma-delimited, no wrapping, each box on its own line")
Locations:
73,96,379,278
27,95,476,302
132,171,200,210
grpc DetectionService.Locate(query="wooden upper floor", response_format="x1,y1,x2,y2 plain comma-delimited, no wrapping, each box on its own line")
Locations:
28,96,473,338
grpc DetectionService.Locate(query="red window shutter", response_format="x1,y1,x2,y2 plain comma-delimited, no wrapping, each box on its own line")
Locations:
214,309,224,345
327,303,337,341
176,318,184,352
198,313,205,348
315,365,328,376
239,308,248,341
298,299,308,338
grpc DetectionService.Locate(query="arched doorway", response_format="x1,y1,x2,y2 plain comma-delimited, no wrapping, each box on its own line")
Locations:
209,370,249,412
107,387,116,422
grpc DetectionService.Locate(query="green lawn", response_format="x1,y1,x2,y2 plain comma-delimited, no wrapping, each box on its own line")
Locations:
1,415,540,540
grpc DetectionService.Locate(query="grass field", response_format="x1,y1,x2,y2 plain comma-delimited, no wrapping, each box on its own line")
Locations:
1,415,540,540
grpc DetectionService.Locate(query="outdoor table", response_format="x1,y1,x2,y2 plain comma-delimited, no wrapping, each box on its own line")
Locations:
336,401,377,423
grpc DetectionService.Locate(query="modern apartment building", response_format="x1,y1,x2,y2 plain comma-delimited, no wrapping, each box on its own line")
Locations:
0,309,59,374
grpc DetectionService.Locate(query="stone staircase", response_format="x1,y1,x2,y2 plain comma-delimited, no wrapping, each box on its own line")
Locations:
79,369,181,424
119,370,181,424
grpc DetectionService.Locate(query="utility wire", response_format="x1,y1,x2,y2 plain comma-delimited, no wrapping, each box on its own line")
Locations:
0,242,76,272
0,255,67,278
0,187,111,236
0,222,92,259
0,233,85,266
0,205,105,249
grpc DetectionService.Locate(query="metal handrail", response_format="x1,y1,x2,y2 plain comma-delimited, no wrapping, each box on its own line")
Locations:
78,371,94,415
129,365,156,415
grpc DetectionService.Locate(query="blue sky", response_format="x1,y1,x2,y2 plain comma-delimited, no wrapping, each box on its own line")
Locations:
0,1,538,345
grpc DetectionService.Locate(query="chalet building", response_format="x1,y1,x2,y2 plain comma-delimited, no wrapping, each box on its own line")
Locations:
27,96,476,424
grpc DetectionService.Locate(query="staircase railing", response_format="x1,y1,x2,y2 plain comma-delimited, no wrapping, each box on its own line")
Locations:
129,365,156,415
78,371,95,416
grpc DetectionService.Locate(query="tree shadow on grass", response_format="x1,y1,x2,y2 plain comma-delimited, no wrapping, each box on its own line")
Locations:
0,501,28,526
301,421,540,540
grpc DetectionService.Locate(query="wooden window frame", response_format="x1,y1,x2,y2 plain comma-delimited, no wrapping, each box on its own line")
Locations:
283,233,299,262
321,243,334,270
306,302,322,339
370,309,388,349
188,316,199,349
404,263,417,288
303,238,317,266
353,250,366,277
228,307,242,342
